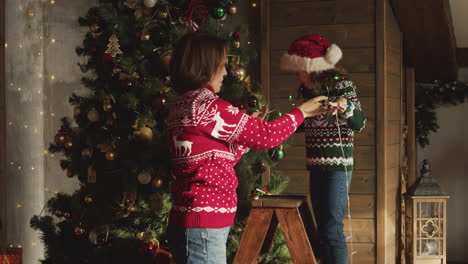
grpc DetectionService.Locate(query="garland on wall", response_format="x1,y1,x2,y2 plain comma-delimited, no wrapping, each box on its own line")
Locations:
416,80,468,147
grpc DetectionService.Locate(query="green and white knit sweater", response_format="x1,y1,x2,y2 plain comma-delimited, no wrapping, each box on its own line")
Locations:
300,78,366,171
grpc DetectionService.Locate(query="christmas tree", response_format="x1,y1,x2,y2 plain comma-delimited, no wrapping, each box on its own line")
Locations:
31,1,292,263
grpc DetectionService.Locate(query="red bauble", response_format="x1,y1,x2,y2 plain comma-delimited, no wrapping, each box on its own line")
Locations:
152,94,168,108
102,53,113,62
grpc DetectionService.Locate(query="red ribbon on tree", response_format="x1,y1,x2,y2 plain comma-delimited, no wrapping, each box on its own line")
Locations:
177,0,209,31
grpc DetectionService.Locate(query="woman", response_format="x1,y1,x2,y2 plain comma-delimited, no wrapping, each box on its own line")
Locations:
166,32,328,264
281,34,366,264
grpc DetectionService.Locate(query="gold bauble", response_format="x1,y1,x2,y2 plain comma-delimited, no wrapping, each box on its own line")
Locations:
137,170,152,184
105,151,116,160
266,192,272,195
54,209,63,217
141,32,151,41
74,226,85,236
103,102,112,112
81,147,92,158
151,177,163,188
156,10,168,19
84,195,93,204
89,24,100,33
160,50,173,72
253,195,260,200
64,141,73,149
54,134,66,145
228,4,238,15
232,67,246,81
232,40,241,49
136,127,153,142
73,106,81,116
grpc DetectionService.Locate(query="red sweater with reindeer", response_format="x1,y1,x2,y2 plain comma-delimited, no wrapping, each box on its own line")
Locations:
167,85,305,228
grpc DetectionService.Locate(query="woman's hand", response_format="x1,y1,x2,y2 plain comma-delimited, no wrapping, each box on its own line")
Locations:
251,104,269,120
297,96,329,117
328,97,347,115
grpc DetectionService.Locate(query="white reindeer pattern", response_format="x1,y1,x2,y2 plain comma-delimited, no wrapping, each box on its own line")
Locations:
211,112,237,139
173,136,193,157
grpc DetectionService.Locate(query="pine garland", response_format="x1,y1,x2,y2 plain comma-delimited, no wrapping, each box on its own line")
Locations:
416,80,468,147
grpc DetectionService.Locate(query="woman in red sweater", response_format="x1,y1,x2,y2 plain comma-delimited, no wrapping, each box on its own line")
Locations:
166,32,328,264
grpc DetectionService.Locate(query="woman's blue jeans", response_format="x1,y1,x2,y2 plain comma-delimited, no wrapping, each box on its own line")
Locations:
309,168,352,264
167,226,230,264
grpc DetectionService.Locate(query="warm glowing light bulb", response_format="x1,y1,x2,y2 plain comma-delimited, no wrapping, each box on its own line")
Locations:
50,39,56,44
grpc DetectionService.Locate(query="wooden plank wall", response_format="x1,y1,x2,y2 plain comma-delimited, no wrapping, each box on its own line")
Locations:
377,0,403,263
267,0,377,263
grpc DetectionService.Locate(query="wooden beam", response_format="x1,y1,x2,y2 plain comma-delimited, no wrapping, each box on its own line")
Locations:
0,0,6,244
405,68,417,187
391,0,458,82
376,0,387,262
456,48,468,67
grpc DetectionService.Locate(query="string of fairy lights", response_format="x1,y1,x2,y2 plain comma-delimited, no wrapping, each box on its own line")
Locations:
3,0,62,250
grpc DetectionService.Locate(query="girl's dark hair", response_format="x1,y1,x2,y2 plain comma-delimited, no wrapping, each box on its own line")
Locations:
170,32,227,93
309,67,349,90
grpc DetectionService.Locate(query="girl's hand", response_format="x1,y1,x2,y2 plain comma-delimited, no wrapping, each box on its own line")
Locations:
329,97,347,115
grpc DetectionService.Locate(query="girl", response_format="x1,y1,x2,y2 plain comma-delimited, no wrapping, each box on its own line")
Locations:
281,34,366,264
166,32,329,264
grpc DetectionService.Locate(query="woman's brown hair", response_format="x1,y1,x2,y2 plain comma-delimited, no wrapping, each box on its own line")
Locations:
170,32,227,93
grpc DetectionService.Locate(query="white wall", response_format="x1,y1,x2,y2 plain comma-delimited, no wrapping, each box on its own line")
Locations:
417,68,468,262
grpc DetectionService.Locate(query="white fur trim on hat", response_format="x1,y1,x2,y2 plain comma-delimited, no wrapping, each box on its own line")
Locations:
280,44,343,73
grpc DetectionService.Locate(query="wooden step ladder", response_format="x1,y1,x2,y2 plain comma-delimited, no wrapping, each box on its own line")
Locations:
233,195,320,264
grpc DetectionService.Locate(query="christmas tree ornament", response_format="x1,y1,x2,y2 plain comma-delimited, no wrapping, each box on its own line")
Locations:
84,195,94,204
248,95,258,108
232,40,241,49
253,194,259,200
73,106,81,116
54,209,63,217
137,170,152,184
103,102,112,112
88,225,109,246
135,126,153,142
87,109,100,122
270,145,285,161
64,140,73,149
89,24,100,33
234,226,242,232
54,134,66,145
140,31,151,41
151,177,163,188
143,0,158,8
160,50,172,72
152,93,168,108
105,33,123,57
232,67,246,81
105,150,116,161
227,4,238,15
210,6,226,20
81,147,92,158
156,10,169,20
74,225,85,236
112,66,122,75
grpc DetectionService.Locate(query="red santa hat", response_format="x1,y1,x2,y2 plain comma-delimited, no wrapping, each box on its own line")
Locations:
280,34,342,73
